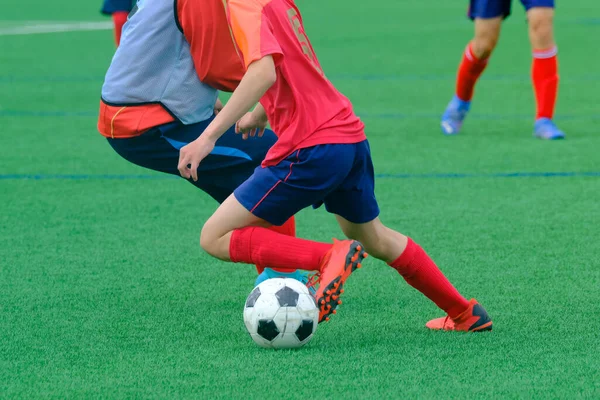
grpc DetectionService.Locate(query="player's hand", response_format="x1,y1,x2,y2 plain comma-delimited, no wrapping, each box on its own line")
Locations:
214,98,224,115
177,136,216,182
235,112,267,140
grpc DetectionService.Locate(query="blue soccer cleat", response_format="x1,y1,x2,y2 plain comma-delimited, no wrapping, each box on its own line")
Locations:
255,268,317,296
534,118,565,140
441,95,471,135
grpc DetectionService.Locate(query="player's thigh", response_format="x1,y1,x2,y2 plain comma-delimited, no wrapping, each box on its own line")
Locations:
164,120,275,201
472,17,503,57
322,141,380,226
234,145,355,227
525,3,555,48
163,118,273,169
106,122,262,203
210,124,277,166
107,127,179,174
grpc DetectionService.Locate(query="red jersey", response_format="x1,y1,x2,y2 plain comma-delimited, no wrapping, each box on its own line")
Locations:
177,0,244,92
227,0,366,166
98,0,245,139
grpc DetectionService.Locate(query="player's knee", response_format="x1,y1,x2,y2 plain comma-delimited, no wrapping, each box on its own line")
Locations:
472,19,501,59
472,35,498,59
340,224,389,260
528,9,554,48
199,224,218,256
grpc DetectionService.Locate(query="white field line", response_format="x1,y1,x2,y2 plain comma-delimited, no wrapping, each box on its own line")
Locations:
0,21,112,36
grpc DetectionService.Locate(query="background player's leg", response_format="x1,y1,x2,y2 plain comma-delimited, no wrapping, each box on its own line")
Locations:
441,17,501,135
107,122,299,276
441,0,507,135
100,0,133,46
526,4,564,139
112,12,128,46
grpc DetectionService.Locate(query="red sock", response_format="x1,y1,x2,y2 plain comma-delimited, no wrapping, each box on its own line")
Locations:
389,238,470,318
456,42,489,102
255,217,297,274
230,226,331,272
112,11,128,46
532,46,559,119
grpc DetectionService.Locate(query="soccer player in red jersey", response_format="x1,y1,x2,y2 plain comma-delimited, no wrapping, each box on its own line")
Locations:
178,0,493,331
441,0,564,139
98,0,307,287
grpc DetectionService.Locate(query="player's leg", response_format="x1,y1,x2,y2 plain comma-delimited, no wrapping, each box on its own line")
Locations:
324,141,492,332
100,0,134,46
199,145,368,322
191,121,306,284
441,0,507,135
525,2,564,139
106,120,299,278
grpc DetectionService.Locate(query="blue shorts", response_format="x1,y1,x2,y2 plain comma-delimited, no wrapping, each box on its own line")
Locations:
101,0,134,15
107,117,276,203
469,0,555,19
234,141,380,226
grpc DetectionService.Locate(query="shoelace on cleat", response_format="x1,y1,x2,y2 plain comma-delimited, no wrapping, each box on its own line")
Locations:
306,272,320,292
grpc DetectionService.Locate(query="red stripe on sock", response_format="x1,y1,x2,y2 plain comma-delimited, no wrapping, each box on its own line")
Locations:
456,43,489,101
230,227,330,272
389,238,470,318
532,49,558,119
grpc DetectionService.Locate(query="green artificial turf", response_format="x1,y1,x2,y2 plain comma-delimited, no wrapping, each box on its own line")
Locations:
1,0,599,398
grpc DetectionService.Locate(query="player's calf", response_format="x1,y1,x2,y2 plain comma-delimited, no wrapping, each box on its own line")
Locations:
336,215,491,331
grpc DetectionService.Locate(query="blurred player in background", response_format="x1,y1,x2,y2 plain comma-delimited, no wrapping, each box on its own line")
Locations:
178,0,493,331
441,0,564,139
101,0,134,46
97,0,307,287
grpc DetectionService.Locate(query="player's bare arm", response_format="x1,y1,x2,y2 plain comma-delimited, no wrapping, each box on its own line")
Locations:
177,56,276,181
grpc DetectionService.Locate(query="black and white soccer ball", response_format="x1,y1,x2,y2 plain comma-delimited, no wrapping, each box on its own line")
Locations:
243,278,319,349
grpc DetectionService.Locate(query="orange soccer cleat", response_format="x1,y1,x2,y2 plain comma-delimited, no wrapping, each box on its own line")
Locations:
315,240,367,323
426,299,492,332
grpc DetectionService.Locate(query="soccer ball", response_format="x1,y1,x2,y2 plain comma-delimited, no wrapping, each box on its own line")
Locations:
243,278,319,349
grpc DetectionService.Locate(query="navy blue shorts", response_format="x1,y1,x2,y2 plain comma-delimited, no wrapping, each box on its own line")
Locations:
107,117,276,203
101,0,134,15
234,141,380,226
469,0,555,19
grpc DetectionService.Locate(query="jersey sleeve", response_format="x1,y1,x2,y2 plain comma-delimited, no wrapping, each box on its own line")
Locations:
227,0,283,69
